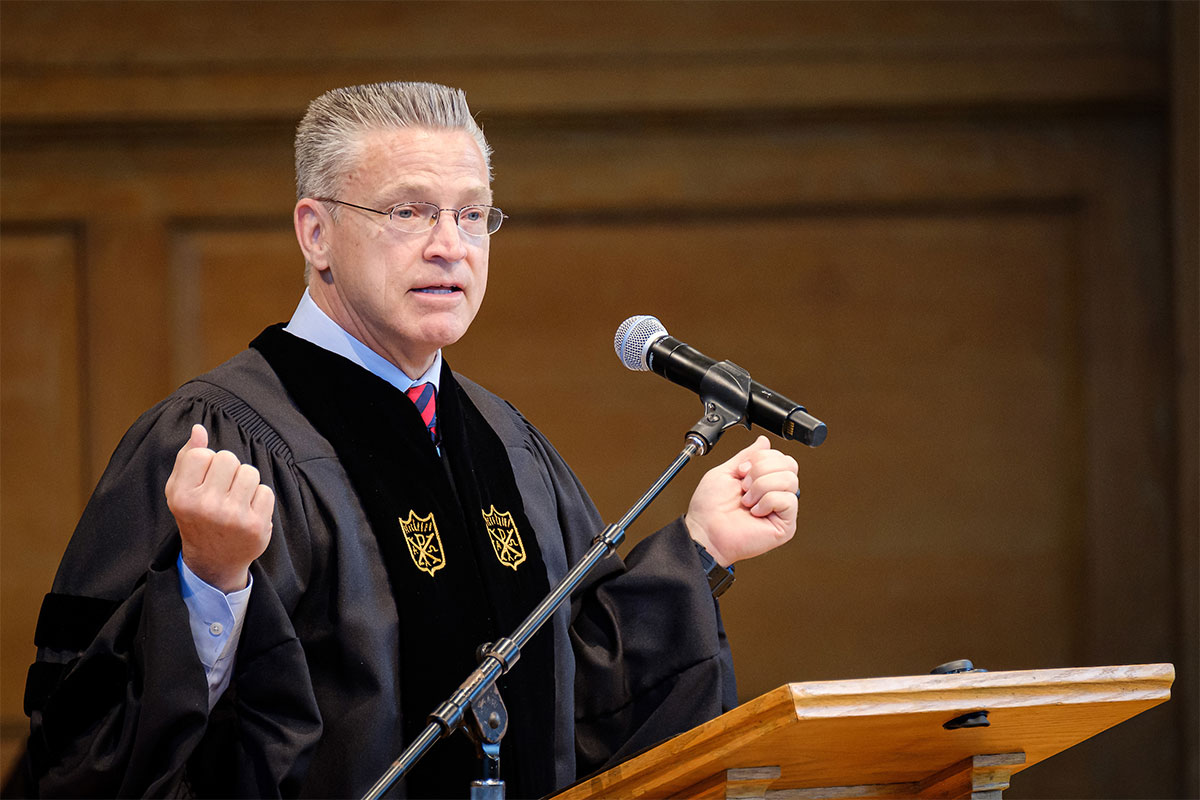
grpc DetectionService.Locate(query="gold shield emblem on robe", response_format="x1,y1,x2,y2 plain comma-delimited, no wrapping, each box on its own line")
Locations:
481,505,526,570
399,511,446,576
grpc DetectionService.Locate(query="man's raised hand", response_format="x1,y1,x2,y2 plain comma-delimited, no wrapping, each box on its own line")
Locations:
165,424,274,593
683,435,800,568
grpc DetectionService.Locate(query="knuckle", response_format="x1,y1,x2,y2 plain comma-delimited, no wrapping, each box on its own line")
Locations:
183,448,212,466
170,489,200,514
214,449,241,467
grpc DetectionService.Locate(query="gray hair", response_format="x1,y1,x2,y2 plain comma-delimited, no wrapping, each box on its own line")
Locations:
295,81,493,201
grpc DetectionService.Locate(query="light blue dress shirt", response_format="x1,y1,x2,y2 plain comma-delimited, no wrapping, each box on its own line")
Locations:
179,289,441,707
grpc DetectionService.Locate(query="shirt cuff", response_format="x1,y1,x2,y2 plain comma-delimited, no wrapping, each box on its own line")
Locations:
178,553,252,670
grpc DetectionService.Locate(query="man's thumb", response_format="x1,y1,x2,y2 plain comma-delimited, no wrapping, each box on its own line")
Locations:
184,423,208,452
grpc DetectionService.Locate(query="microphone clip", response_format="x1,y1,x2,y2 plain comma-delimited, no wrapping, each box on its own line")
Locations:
687,360,753,455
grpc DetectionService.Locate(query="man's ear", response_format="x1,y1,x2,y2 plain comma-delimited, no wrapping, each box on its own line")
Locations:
294,198,332,273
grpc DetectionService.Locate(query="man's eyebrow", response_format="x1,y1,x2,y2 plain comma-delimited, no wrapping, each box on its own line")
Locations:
380,184,493,205
379,183,426,200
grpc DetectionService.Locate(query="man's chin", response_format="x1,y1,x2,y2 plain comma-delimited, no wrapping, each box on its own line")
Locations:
409,318,472,354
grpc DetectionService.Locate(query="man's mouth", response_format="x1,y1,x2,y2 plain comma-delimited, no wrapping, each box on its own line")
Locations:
413,285,462,295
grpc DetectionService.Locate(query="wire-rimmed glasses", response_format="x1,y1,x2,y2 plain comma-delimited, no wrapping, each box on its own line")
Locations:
316,198,507,236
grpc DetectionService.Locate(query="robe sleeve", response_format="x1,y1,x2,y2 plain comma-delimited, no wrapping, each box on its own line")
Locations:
24,384,323,798
514,416,738,779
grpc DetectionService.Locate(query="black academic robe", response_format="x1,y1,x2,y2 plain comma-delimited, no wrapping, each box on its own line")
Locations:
23,330,737,799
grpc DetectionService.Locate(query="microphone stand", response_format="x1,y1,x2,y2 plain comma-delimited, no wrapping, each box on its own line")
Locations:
361,361,756,800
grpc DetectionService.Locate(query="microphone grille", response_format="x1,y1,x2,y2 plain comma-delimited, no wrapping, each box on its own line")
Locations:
614,315,668,371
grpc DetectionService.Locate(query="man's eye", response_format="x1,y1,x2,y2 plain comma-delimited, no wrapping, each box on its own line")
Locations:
391,206,418,220
461,208,484,222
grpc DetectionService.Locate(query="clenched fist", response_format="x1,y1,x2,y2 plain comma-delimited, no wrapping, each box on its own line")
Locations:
684,435,800,567
165,424,274,593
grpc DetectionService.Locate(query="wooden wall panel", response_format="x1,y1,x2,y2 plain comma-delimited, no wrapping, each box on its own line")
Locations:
1170,5,1200,791
0,2,1165,122
0,126,297,480
0,228,86,778
169,225,304,386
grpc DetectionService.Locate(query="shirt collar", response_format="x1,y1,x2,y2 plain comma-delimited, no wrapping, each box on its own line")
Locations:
283,289,442,394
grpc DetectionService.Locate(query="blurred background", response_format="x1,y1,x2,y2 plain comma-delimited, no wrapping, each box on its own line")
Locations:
1,1,1195,796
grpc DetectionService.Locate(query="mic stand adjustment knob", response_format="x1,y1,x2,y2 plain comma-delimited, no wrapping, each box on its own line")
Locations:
466,682,508,799
688,360,753,452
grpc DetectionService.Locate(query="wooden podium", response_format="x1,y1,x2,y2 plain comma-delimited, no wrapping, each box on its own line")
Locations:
551,663,1174,799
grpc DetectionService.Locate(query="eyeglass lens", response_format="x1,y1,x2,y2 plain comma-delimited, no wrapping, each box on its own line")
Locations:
390,203,503,235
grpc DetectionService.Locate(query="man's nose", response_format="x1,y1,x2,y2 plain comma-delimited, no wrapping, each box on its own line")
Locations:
425,211,468,258
432,209,460,230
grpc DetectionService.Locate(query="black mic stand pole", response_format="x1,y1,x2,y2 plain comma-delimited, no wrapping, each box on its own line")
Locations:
361,363,756,800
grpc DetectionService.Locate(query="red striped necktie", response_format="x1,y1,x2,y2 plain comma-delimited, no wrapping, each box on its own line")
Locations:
405,382,438,444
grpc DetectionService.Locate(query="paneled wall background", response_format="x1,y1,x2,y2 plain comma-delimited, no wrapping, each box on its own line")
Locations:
1,2,1196,797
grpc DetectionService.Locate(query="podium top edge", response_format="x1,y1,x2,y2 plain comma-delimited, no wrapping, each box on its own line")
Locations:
783,663,1174,694
778,662,1174,715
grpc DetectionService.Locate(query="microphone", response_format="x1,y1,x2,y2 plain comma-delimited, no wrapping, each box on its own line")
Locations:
614,315,827,447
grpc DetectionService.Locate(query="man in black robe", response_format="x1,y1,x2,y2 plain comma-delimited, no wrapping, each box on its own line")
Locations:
22,81,801,798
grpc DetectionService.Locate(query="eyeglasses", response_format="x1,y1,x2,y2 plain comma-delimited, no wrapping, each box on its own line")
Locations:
316,198,507,236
